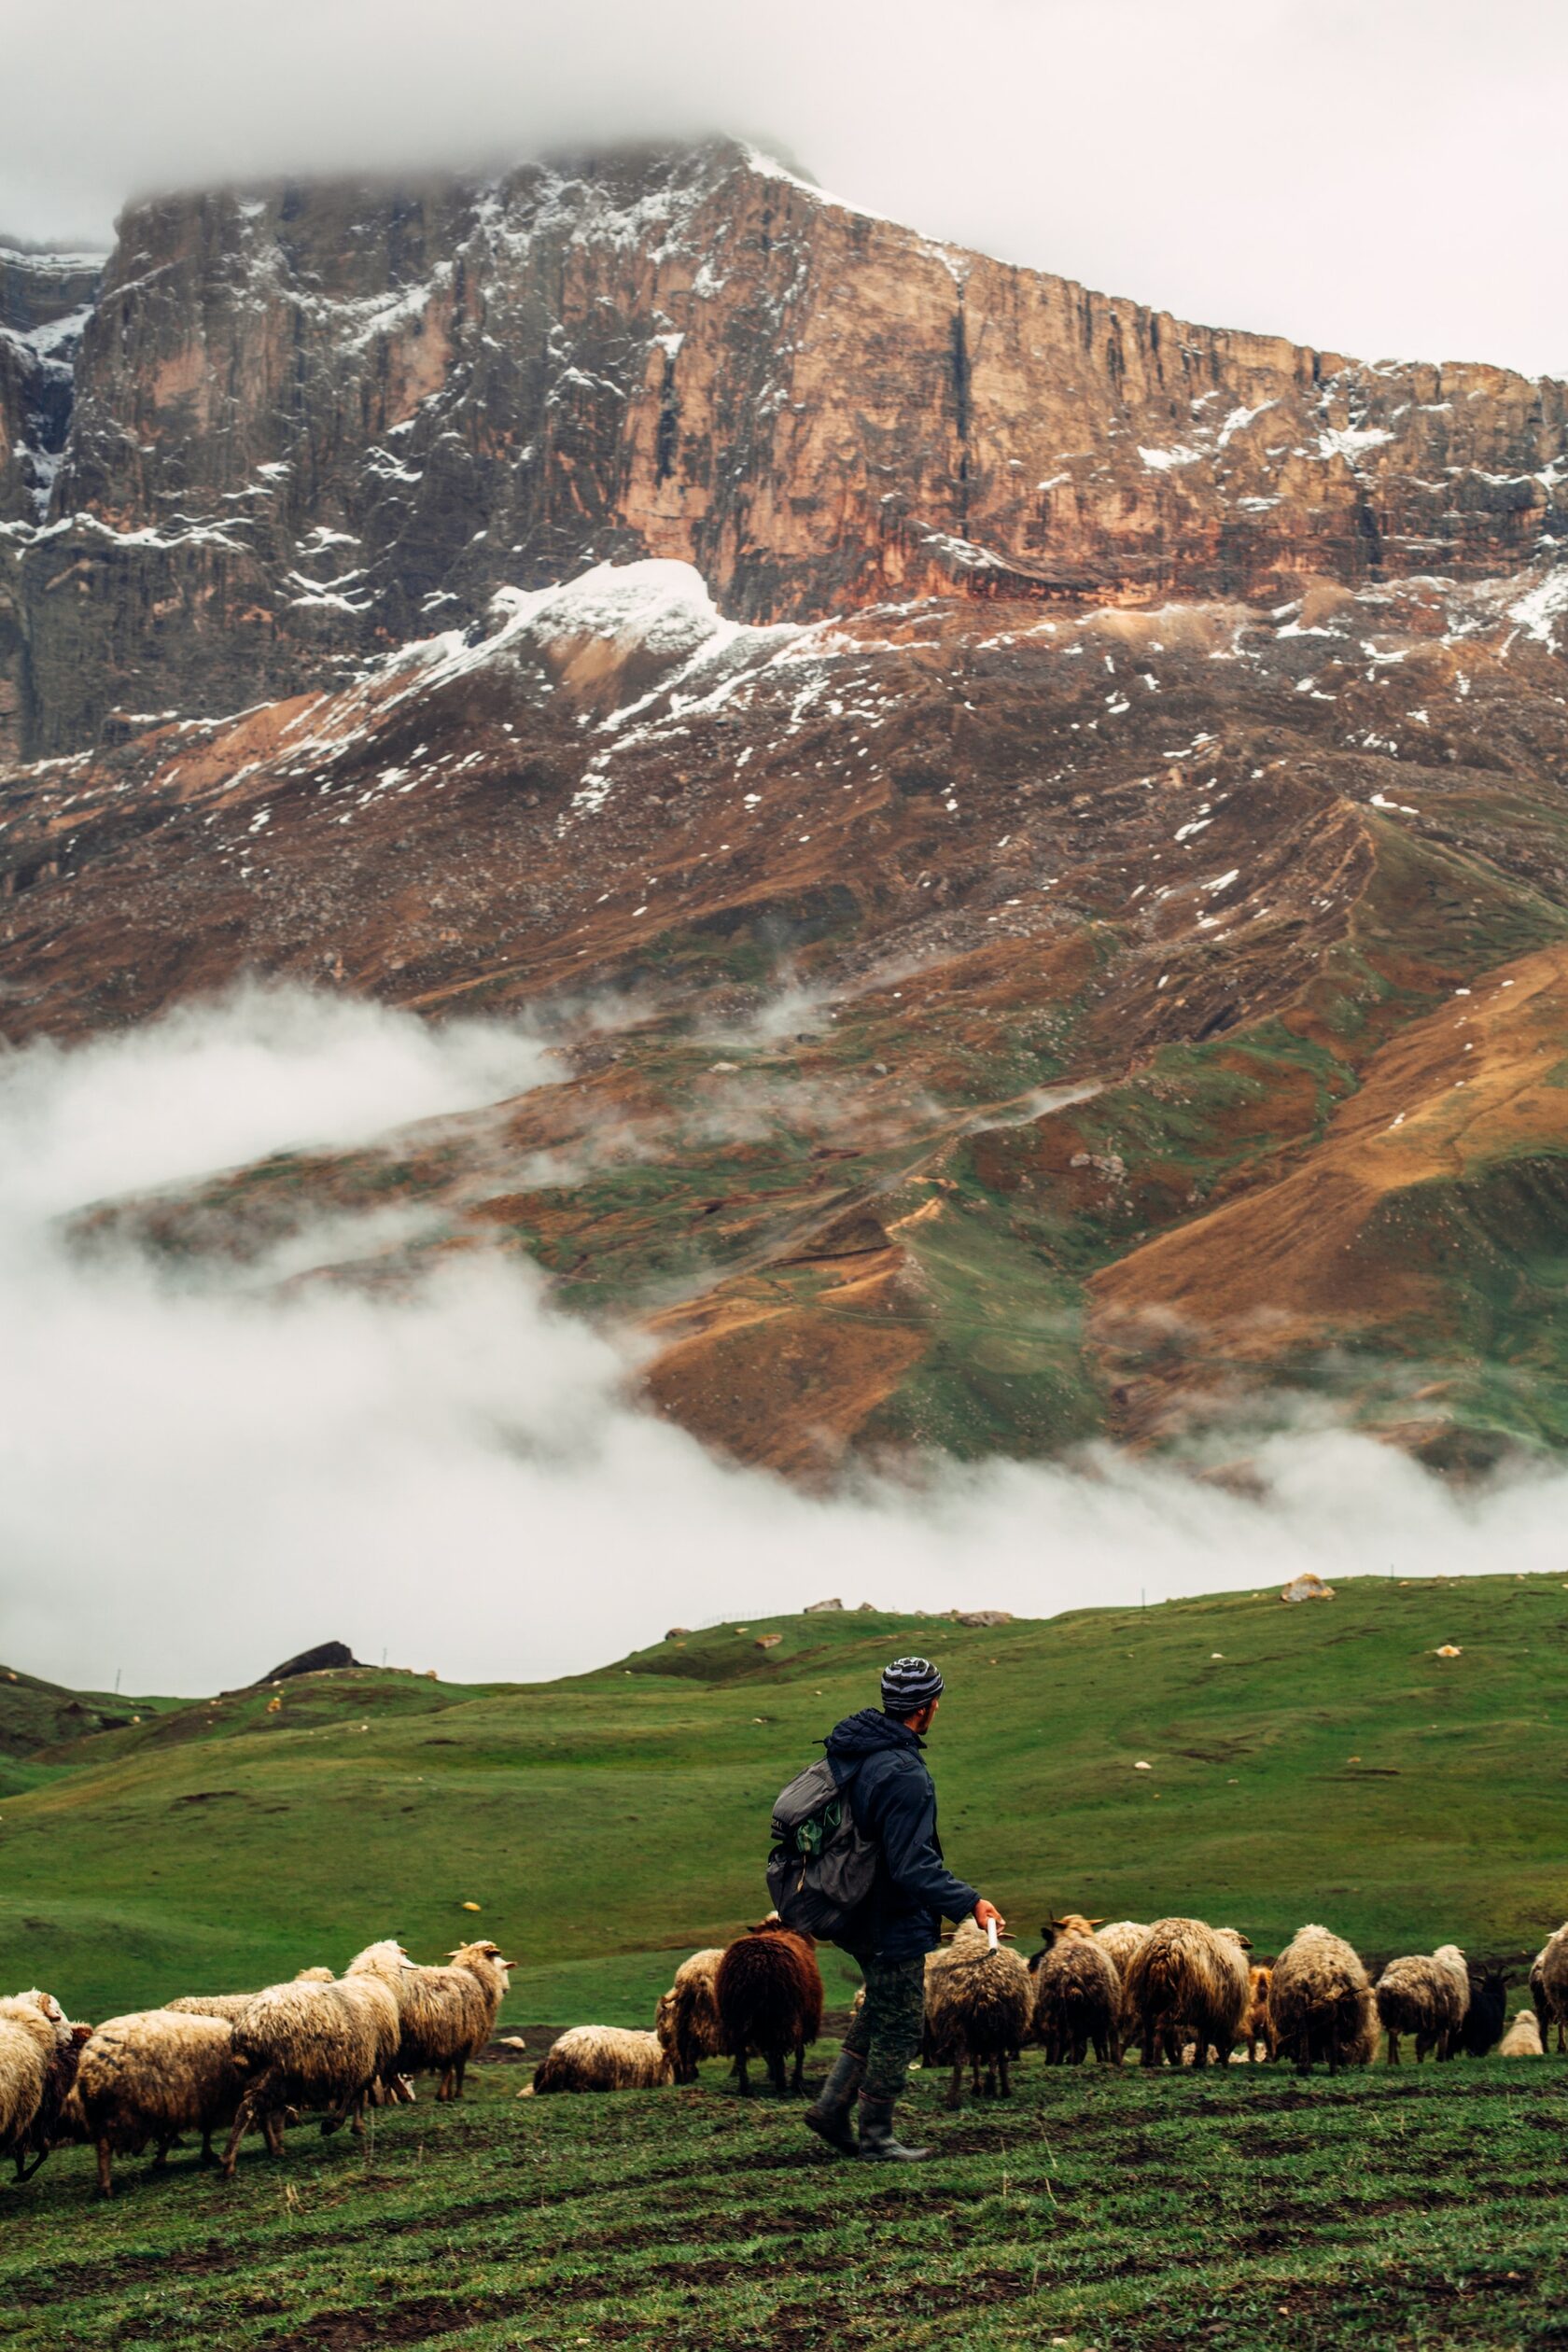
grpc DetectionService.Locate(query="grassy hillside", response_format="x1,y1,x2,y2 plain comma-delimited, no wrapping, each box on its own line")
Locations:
5,1573,1568,2029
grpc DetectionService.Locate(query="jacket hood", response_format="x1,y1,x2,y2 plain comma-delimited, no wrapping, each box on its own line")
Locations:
824,1708,923,1761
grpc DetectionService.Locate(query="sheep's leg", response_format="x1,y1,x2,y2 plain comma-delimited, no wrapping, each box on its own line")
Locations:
95,2138,114,2197
998,2052,1012,2098
151,2137,174,2171
946,2059,964,2109
734,2051,750,2096
454,2058,469,2098
766,2050,788,2096
262,2113,285,2158
791,2042,805,2094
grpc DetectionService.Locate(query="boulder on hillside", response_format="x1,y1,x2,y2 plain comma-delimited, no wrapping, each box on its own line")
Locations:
952,1610,1015,1628
254,1640,367,1685
805,1598,843,1613
1281,1575,1335,1605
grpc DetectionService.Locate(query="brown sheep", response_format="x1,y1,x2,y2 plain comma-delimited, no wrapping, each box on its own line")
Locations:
653,1948,726,2085
1029,1915,1121,2066
72,2010,250,2196
1268,1925,1378,2073
523,2027,674,2094
1376,1945,1469,2065
0,1991,77,2182
714,1920,823,2095
1124,1919,1253,2068
219,1967,405,2177
1243,1966,1275,2062
1533,1926,1568,2052
923,1918,1035,2105
347,1939,513,2101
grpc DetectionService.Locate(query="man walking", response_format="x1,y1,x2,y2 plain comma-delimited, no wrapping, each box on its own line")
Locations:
804,1655,1005,2161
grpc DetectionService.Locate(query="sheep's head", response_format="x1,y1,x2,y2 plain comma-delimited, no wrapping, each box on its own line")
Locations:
450,1940,515,1982
1217,1928,1253,1953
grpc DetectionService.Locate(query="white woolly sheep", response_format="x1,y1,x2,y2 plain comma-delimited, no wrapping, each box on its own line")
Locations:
72,2010,250,2196
0,1990,77,2182
168,1965,336,2024
347,1939,513,2101
219,1965,405,2177
654,1948,726,2084
1500,2007,1545,2057
1029,1915,1121,2066
1375,1944,1469,2065
1268,1925,1378,2073
923,1918,1035,2106
523,2027,675,2094
1533,1925,1568,2052
1123,1918,1253,2068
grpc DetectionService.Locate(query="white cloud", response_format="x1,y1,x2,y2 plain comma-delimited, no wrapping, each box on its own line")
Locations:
2,986,1566,1697
2,0,1564,377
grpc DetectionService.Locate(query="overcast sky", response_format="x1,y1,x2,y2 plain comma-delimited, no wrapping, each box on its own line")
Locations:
2,0,1563,377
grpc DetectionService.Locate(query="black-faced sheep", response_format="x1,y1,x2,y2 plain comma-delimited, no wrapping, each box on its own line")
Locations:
1029,1915,1121,2066
923,1918,1035,2105
347,1939,512,2101
714,1920,823,2096
1375,1945,1468,2064
654,1947,726,2084
1268,1925,1378,2073
523,2027,675,2094
72,2010,249,2196
1458,1962,1507,2057
0,1990,77,2182
219,1967,404,2177
1123,1918,1252,2067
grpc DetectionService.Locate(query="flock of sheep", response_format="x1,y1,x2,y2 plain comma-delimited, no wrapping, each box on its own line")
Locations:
0,1939,511,2195
530,1911,1568,2106
6,1912,1566,2196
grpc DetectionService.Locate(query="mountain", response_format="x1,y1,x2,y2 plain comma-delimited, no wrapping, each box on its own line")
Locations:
3,144,1567,1470
1,1573,1562,2025
3,140,1563,761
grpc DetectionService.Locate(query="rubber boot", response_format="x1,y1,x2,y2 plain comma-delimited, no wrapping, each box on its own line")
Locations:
856,2092,929,2162
804,2050,863,2155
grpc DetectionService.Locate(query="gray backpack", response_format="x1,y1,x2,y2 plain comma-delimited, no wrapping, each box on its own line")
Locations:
766,1757,878,1938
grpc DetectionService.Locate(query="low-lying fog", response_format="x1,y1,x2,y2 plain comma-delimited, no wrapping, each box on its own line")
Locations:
2,986,1561,1696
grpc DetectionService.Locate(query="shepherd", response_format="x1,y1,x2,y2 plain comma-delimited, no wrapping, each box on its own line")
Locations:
768,1654,1004,2162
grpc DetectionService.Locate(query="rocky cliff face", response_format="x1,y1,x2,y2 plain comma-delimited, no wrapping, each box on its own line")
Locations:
2,140,1564,758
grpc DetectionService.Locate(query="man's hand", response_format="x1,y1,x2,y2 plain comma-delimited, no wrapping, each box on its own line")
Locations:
973,1897,1006,1936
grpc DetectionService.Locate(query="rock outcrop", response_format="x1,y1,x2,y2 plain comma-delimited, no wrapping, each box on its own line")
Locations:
2,140,1564,758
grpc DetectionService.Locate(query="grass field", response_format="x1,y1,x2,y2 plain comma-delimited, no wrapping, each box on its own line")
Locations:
7,1573,1568,2028
6,2056,1568,2349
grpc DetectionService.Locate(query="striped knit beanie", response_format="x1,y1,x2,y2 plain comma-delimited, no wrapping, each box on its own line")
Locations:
881,1656,945,1715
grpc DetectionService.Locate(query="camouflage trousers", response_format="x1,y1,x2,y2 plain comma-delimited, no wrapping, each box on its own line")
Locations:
842,1954,927,2099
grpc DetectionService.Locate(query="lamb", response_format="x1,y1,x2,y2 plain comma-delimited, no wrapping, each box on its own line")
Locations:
1533,1925,1568,2051
72,2010,249,2196
1458,1962,1508,2057
219,1963,405,2177
923,1917,1035,2105
1376,1948,1468,2064
1500,2007,1545,2057
523,2027,674,2094
1123,1918,1253,2067
653,1947,726,2084
1268,1925,1379,2073
1029,1915,1121,2067
714,1920,823,2096
0,1990,77,2182
347,1939,512,2100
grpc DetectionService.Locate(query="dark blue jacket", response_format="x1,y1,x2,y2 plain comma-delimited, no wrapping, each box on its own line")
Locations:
824,1709,979,1963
